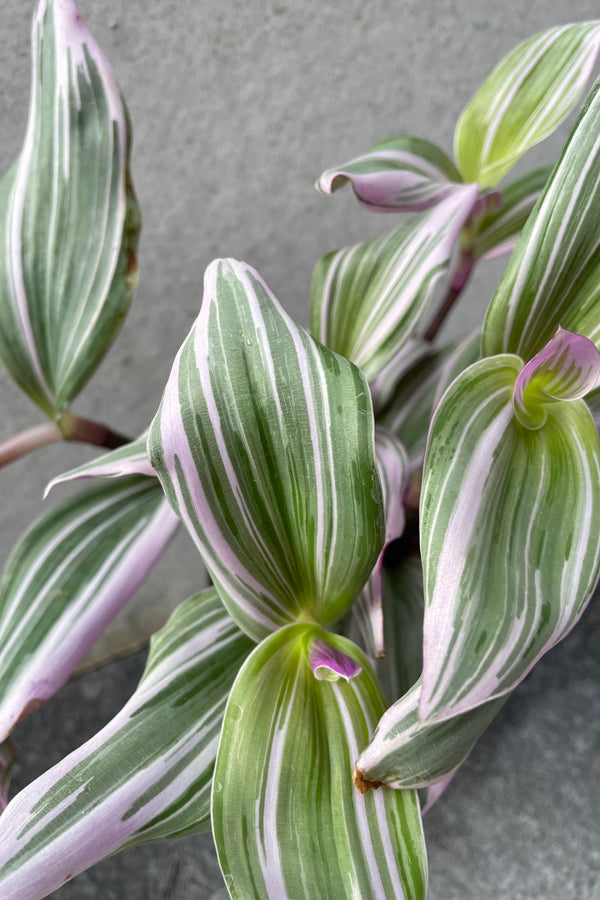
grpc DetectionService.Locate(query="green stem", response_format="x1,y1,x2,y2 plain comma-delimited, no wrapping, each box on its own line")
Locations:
57,412,131,449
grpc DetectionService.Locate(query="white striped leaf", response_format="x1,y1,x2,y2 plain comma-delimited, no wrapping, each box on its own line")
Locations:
369,338,430,414
419,348,600,723
431,329,481,410
0,589,253,900
148,258,384,642
355,678,507,791
212,623,427,900
45,435,154,495
472,167,551,260
0,476,179,742
455,23,600,187
316,136,462,212
354,429,408,658
310,186,478,386
1,741,16,814
483,79,600,359
0,0,140,417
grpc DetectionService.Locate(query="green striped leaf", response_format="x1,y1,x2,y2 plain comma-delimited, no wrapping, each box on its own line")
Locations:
355,678,507,791
455,23,600,187
472,167,551,259
212,623,427,900
419,350,600,722
310,186,478,386
0,476,179,742
483,79,600,359
0,590,253,900
45,435,154,495
148,258,384,642
431,329,482,410
316,136,462,212
0,0,140,417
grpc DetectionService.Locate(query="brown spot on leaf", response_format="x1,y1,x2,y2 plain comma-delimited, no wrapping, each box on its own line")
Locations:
353,767,385,795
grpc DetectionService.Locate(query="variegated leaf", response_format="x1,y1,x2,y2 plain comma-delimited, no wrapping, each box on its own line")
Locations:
0,476,179,742
355,678,506,791
0,0,140,417
310,186,478,385
0,589,253,899
419,349,600,722
316,136,462,212
472,167,551,260
483,79,600,359
455,23,600,187
353,429,408,657
378,342,460,470
148,258,383,642
431,329,481,410
212,623,427,900
45,435,154,495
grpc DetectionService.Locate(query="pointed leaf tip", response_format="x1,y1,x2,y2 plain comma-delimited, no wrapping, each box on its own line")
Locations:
514,328,600,427
309,637,362,682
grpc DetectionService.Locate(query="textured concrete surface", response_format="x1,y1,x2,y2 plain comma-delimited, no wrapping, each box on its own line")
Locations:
10,586,600,899
1,0,600,661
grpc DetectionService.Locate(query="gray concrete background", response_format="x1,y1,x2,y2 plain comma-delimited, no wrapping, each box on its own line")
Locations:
1,0,599,661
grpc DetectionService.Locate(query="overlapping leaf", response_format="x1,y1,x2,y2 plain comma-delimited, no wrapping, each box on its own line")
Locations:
0,589,253,900
0,476,179,741
310,185,478,385
355,678,506,791
455,23,600,186
0,0,140,417
471,168,550,260
149,258,383,641
45,435,154,494
316,136,462,212
483,79,600,359
419,349,600,722
212,623,427,900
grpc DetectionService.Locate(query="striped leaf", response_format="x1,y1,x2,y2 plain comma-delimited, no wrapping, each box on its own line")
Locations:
354,429,408,658
45,435,154,495
472,167,551,260
0,589,253,900
419,351,600,723
148,258,384,642
316,136,462,212
0,0,140,417
310,185,478,385
455,23,600,187
355,678,507,791
431,329,481,410
0,476,179,742
1,741,16,814
212,623,427,900
483,79,600,359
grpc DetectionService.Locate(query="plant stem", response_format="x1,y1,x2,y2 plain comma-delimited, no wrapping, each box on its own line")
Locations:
0,414,131,469
424,249,475,343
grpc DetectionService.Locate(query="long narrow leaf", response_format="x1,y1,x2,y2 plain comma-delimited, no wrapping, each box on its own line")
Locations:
419,350,600,722
316,136,462,212
310,186,478,385
483,79,600,359
0,477,179,741
0,589,253,900
472,167,551,259
212,623,427,900
45,435,154,494
0,0,140,416
455,23,600,186
148,258,383,641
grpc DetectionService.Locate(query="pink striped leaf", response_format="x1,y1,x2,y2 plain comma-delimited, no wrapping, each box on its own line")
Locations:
0,589,253,899
212,623,427,900
316,135,461,212
310,185,479,387
471,168,550,260
0,0,140,417
483,78,600,359
455,23,600,187
45,435,155,495
0,476,179,742
419,350,600,723
148,258,384,642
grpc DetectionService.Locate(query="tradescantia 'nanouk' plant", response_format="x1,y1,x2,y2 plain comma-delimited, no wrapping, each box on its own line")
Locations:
0,3,599,897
